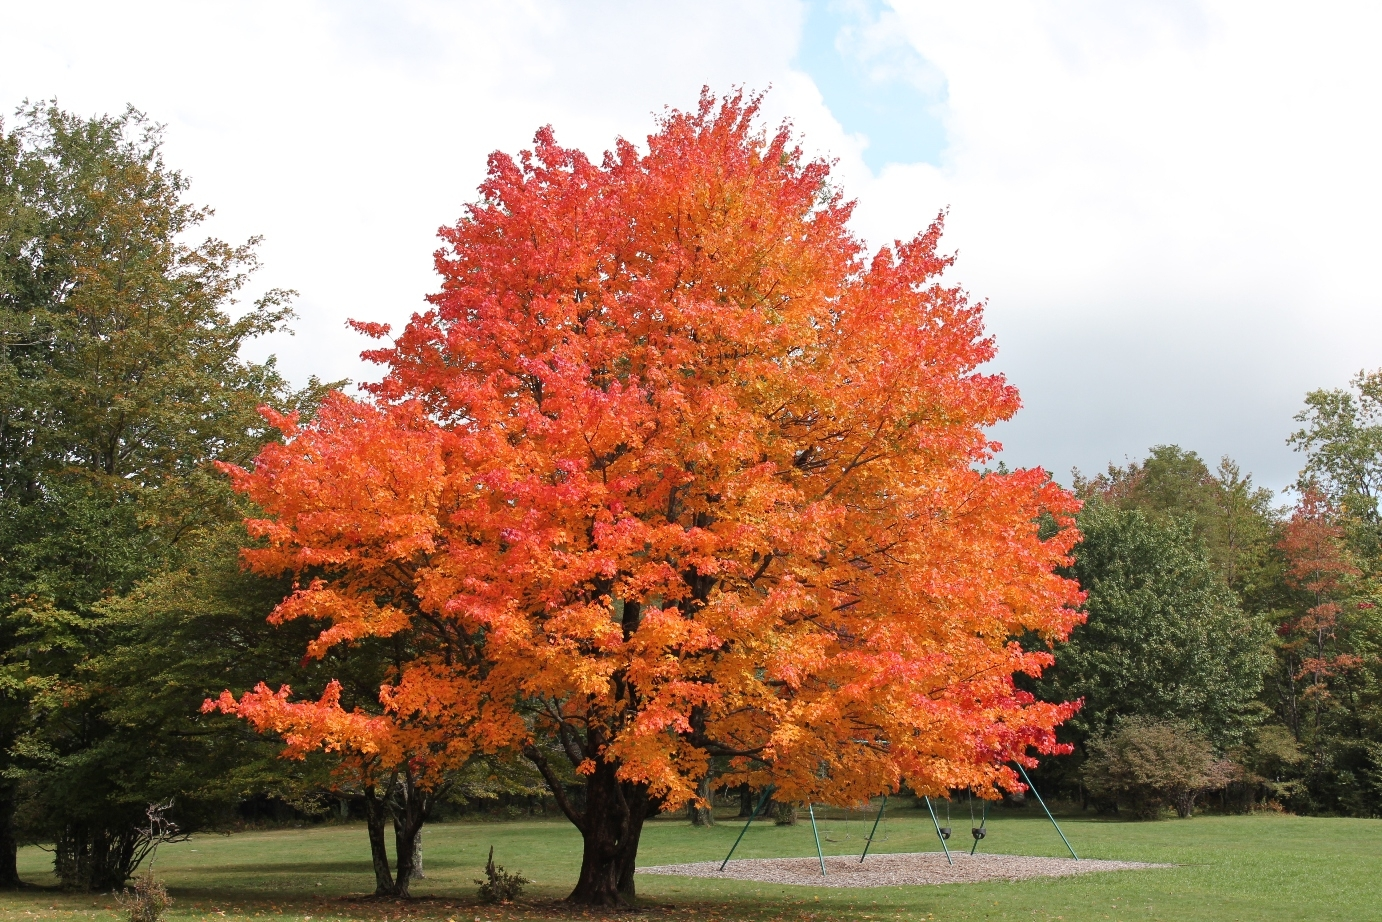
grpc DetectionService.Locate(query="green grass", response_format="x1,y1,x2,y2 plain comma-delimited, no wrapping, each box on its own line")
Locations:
4,807,1380,922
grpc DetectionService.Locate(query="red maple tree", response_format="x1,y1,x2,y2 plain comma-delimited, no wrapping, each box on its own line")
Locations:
1276,488,1362,736
215,92,1083,905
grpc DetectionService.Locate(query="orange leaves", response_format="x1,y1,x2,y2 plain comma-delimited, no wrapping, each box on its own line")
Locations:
219,90,1085,817
203,680,388,762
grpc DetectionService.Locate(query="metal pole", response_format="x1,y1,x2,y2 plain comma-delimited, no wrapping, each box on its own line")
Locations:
720,785,775,871
807,803,827,876
969,800,987,856
923,796,953,866
1015,762,1078,860
859,795,888,862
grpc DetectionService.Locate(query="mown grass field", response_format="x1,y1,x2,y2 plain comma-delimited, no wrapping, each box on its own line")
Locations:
4,807,1379,922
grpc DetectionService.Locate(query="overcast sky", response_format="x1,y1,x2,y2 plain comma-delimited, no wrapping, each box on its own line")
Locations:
5,0,1380,493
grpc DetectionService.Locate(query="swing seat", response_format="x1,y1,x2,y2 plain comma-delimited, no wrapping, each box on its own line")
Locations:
971,827,986,840
939,826,952,840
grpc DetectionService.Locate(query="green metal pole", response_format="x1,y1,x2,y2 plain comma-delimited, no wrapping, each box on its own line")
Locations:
969,800,988,856
1015,762,1078,860
720,785,775,871
859,795,888,862
923,796,954,866
807,803,827,876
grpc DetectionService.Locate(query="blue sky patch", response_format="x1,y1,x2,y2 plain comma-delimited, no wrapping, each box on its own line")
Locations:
795,0,948,171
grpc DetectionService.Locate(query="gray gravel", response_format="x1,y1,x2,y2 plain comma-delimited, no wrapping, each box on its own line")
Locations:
639,851,1171,888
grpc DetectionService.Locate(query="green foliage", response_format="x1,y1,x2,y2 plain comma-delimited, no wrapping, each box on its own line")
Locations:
1075,445,1277,600
1229,724,1307,809
1041,499,1272,748
1082,717,1232,819
1290,369,1382,543
0,100,328,889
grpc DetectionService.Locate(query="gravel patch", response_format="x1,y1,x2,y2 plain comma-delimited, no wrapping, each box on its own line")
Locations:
639,851,1171,888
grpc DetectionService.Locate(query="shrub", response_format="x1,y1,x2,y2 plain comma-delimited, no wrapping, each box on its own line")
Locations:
1083,717,1235,818
475,846,530,903
116,869,172,922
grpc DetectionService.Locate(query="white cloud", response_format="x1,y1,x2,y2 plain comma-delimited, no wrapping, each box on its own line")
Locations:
852,1,1382,487
0,0,821,387
3,0,1377,489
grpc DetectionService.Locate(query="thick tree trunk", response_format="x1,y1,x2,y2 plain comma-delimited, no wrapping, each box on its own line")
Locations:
0,787,20,889
566,763,654,906
387,773,432,897
363,787,394,897
616,784,656,897
738,784,755,817
688,774,714,826
391,825,416,898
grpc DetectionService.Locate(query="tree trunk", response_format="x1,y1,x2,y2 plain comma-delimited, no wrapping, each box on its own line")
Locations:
387,773,432,897
616,784,655,898
738,785,755,817
409,828,424,879
0,786,20,889
363,786,394,897
688,774,714,826
773,799,798,826
566,762,653,906
391,824,416,898
53,822,140,891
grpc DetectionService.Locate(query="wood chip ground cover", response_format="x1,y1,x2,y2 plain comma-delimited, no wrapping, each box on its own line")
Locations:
639,851,1171,888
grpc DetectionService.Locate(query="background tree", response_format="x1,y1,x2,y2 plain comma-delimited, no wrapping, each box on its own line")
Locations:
1075,445,1276,600
1082,717,1233,819
208,651,480,898
1039,499,1272,750
0,101,322,889
1264,490,1382,813
220,92,1085,907
1289,369,1382,556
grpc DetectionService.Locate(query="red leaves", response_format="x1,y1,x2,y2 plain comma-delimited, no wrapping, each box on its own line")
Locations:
217,90,1084,811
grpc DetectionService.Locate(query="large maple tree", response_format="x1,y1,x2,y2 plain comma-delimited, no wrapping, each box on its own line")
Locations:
218,92,1083,905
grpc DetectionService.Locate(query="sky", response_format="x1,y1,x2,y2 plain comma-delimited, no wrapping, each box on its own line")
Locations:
4,0,1381,493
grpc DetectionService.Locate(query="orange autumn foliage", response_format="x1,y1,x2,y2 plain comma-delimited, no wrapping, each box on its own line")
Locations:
214,91,1083,901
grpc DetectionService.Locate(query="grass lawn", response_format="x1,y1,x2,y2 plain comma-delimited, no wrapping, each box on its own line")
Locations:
3,806,1379,922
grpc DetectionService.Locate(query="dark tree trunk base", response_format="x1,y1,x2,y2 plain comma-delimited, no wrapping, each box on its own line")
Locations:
363,787,394,897
558,764,656,907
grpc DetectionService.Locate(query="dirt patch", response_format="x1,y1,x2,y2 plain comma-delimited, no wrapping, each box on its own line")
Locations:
639,851,1171,888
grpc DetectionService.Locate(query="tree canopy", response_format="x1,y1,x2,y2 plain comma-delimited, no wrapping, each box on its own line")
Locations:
0,101,322,890
1041,499,1271,748
216,92,1085,905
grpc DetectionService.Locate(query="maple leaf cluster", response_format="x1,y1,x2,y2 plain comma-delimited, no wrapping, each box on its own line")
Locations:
210,92,1084,813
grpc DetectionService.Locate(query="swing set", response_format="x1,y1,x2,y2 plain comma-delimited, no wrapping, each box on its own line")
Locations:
718,762,1078,876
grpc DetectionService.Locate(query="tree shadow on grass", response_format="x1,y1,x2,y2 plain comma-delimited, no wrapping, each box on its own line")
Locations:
173,860,376,875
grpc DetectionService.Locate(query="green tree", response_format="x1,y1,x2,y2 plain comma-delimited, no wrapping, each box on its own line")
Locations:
1075,445,1277,599
0,101,320,889
1289,370,1382,538
1041,500,1272,749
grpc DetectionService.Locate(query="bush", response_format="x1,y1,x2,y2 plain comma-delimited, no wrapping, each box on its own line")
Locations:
475,846,530,903
1083,717,1235,818
116,869,172,922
